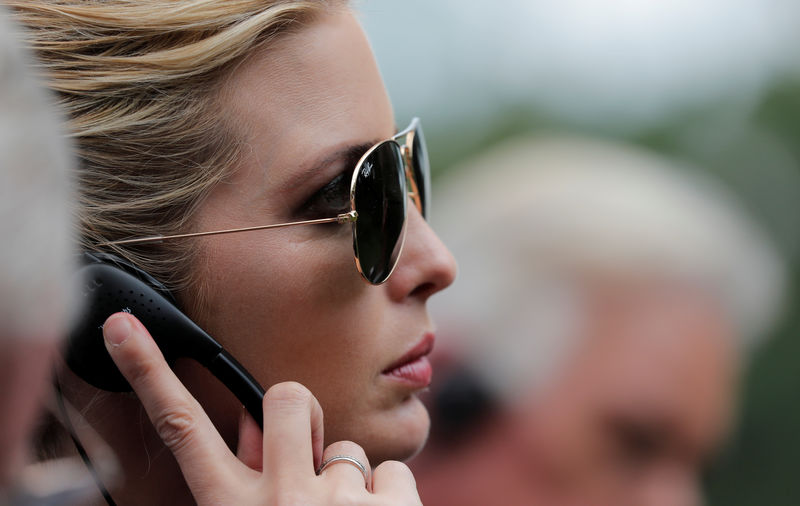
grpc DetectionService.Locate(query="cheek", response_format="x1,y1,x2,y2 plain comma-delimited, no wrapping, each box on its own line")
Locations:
179,226,429,460
188,229,386,391
524,379,626,494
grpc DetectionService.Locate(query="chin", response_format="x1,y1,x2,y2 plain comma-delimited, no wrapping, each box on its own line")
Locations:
361,395,431,463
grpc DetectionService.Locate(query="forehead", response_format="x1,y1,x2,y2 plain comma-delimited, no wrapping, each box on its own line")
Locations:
218,8,395,180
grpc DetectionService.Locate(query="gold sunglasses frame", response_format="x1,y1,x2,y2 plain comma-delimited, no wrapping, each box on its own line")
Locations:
101,117,427,285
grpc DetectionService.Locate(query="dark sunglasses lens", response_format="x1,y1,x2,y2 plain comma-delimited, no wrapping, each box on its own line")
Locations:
352,140,407,284
410,122,431,218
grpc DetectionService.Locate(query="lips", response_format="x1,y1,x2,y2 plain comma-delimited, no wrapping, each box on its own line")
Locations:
381,333,435,388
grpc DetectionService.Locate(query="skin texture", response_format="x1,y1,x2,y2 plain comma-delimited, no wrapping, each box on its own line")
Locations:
100,313,424,505
64,9,455,504
414,281,738,506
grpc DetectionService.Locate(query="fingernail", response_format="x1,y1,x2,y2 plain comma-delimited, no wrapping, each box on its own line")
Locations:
104,314,132,347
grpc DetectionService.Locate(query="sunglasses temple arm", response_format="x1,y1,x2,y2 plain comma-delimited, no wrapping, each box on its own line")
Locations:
99,211,358,247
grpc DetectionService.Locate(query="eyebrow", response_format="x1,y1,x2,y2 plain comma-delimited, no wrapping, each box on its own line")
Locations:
277,140,380,196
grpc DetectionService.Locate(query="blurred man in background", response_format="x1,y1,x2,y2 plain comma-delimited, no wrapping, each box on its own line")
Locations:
413,135,785,506
0,7,84,503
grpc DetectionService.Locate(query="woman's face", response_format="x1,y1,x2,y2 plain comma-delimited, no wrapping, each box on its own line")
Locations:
179,9,456,463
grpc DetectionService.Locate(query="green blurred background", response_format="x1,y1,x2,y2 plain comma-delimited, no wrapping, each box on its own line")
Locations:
361,1,800,504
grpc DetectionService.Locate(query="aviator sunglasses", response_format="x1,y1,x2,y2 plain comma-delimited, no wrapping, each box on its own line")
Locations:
103,117,431,285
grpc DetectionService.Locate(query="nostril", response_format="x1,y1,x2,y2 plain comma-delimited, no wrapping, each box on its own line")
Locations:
410,281,437,299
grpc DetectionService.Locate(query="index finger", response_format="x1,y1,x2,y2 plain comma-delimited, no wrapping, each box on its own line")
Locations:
260,382,325,485
102,313,246,488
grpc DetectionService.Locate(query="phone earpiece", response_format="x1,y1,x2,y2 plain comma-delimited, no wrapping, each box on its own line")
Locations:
67,252,265,427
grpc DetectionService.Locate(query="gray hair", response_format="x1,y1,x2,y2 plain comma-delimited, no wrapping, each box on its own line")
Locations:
431,133,786,399
0,7,76,339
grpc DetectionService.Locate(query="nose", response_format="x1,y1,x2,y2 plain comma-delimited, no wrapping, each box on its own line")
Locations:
386,204,457,302
638,467,701,506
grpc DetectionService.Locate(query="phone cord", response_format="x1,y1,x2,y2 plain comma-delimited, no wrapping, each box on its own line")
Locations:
54,382,117,506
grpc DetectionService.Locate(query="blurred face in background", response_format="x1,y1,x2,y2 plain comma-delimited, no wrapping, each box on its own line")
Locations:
513,280,739,506
0,337,59,488
415,280,739,506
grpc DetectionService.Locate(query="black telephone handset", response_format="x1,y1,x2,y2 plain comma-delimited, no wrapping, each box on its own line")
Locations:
67,252,265,428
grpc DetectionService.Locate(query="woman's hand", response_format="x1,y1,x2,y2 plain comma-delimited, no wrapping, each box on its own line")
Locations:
101,312,422,505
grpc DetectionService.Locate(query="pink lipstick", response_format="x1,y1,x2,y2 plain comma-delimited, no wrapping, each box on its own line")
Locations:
382,333,435,388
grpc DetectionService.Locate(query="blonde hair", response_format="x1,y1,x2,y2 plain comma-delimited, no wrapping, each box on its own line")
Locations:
5,0,341,299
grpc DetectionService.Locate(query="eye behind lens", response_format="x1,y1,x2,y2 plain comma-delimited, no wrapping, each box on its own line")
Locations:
352,140,407,284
